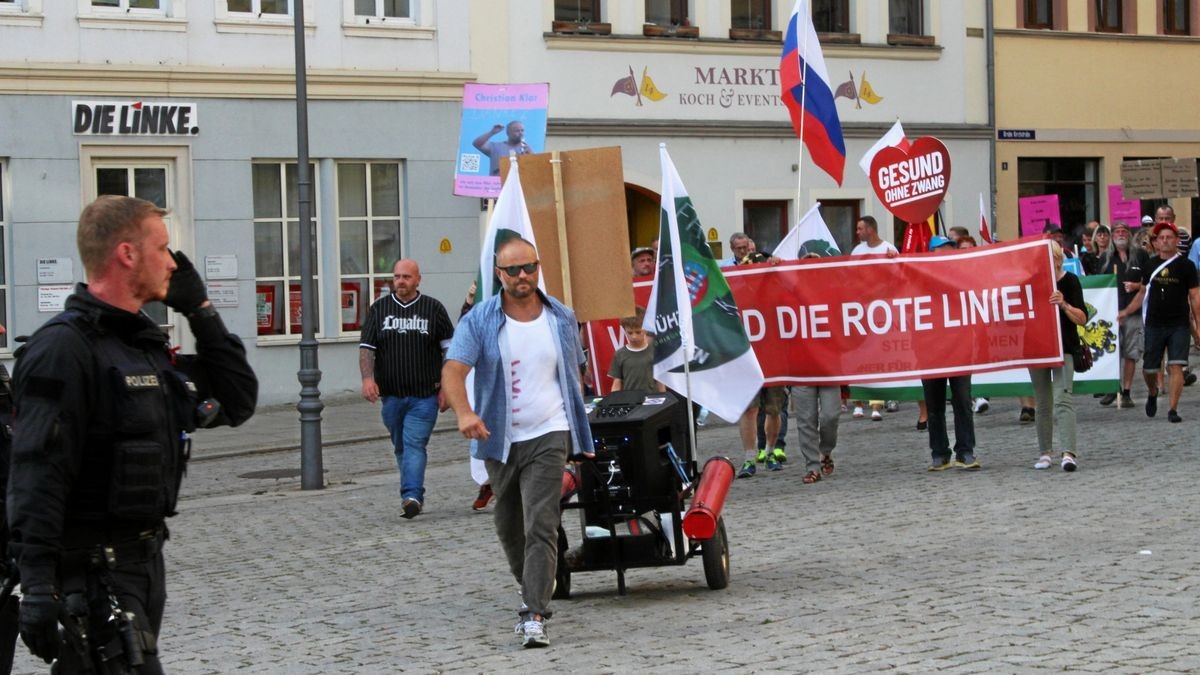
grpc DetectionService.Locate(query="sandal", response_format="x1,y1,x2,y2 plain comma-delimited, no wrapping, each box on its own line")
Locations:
802,470,821,484
820,455,835,476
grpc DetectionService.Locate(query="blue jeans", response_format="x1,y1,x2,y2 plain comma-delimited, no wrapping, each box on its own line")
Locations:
381,394,438,503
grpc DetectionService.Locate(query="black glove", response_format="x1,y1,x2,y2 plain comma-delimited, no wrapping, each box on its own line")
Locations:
18,589,60,663
165,250,209,314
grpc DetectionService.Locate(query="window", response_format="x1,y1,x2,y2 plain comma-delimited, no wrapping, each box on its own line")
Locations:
336,162,403,334
353,0,408,19
77,0,180,27
1018,158,1100,241
216,0,312,33
813,0,849,33
731,0,770,30
645,0,689,27
1024,0,1053,28
253,162,321,338
1164,0,1190,34
0,161,8,351
743,200,788,256
555,0,599,22
819,200,860,254
92,0,161,9
1094,0,1122,31
888,0,923,34
228,0,289,15
94,163,179,329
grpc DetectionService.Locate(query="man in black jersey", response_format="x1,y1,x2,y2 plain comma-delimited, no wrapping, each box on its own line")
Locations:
360,259,454,518
1125,221,1200,423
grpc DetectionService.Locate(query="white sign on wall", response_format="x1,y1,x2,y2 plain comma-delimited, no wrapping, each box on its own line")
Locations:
206,282,239,308
36,258,73,284
38,285,74,312
204,255,238,280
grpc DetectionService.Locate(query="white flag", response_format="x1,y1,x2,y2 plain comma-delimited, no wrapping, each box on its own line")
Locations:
979,192,994,243
643,144,764,423
858,119,909,176
773,202,842,260
475,157,545,301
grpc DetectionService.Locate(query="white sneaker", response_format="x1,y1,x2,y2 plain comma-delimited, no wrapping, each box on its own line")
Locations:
973,398,990,414
870,409,883,421
1061,454,1078,472
852,406,864,419
1034,455,1052,470
520,618,549,648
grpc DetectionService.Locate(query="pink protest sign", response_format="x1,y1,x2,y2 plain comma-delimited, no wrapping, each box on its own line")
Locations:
1018,194,1061,237
1107,184,1141,229
454,83,549,198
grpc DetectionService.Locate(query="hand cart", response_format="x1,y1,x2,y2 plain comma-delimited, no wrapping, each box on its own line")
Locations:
554,390,732,598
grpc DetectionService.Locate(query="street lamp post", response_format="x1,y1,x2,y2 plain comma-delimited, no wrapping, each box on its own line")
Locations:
293,0,324,490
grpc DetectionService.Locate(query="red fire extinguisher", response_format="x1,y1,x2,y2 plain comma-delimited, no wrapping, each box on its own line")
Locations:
682,457,735,540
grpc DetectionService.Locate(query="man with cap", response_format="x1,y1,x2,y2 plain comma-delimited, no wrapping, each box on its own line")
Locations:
1153,205,1198,387
1124,219,1200,422
1107,222,1148,408
631,245,656,277
1043,223,1068,252
1142,215,1155,228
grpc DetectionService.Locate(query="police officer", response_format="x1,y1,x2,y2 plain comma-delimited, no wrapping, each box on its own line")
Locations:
0,324,18,675
7,196,258,672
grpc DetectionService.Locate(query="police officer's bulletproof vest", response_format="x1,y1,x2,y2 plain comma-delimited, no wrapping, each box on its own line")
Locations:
41,310,197,523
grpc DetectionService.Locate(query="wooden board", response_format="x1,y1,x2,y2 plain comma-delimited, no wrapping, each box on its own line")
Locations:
1120,159,1163,199
501,146,636,322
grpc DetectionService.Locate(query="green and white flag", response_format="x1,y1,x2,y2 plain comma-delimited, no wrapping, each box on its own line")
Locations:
643,144,763,422
475,156,544,302
773,202,842,260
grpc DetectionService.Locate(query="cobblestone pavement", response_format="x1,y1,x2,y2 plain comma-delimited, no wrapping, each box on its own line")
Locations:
12,380,1200,673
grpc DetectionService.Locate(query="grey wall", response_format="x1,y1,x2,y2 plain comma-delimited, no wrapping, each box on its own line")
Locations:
1,95,482,404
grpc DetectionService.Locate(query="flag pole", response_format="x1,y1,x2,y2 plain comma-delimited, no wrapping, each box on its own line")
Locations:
681,331,699,465
796,2,810,216
659,142,699,463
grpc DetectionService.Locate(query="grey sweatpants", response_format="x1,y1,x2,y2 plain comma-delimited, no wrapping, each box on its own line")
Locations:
1029,360,1077,456
485,430,569,619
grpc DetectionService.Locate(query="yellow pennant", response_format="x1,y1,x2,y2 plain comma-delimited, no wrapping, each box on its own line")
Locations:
859,72,883,105
640,67,668,102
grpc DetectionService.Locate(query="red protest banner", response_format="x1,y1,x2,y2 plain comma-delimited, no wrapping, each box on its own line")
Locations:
587,238,1061,391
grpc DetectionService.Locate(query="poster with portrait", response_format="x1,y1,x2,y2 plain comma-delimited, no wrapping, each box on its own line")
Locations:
454,83,549,198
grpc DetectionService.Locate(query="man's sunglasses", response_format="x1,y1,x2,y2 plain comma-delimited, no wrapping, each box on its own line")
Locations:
496,261,539,277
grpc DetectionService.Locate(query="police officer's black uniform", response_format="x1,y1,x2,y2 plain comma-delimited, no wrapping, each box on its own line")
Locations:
0,363,19,674
7,251,257,673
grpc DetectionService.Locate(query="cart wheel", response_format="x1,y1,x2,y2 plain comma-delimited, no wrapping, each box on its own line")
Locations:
553,525,572,599
701,517,730,590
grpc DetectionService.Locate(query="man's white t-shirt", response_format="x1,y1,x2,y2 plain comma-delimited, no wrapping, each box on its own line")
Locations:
500,311,569,443
851,240,898,256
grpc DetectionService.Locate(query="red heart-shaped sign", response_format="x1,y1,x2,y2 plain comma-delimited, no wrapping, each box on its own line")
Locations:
869,136,952,224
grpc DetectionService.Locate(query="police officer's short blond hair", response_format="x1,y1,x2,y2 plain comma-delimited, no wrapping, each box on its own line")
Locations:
77,195,169,277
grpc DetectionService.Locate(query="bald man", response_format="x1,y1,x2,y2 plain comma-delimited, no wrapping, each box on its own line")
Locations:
360,259,455,519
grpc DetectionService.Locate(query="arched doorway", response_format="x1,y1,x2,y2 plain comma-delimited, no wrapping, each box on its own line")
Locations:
625,182,660,249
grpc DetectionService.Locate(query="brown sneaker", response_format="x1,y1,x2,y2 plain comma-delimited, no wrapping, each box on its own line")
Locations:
472,483,494,511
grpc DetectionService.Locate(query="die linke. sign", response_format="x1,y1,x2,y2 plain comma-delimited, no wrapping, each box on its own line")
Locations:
72,100,200,136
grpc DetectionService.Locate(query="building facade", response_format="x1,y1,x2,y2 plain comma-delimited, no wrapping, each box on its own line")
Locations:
994,0,1200,241
472,0,991,258
0,0,478,403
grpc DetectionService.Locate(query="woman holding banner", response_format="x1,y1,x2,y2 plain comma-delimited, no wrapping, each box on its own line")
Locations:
1030,241,1088,472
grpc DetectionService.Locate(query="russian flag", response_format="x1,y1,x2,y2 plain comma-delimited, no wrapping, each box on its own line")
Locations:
780,0,846,186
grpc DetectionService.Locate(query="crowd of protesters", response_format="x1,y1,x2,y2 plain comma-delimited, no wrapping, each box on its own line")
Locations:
709,206,1198,480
